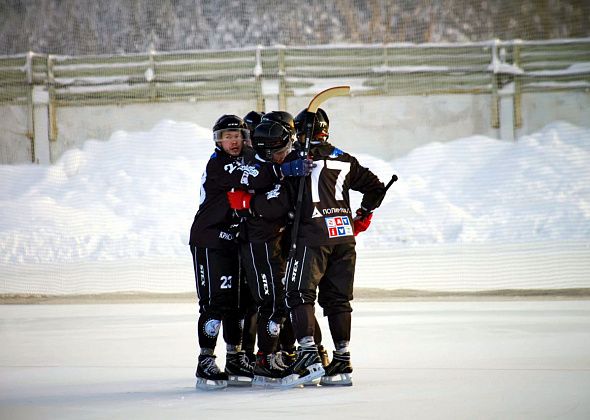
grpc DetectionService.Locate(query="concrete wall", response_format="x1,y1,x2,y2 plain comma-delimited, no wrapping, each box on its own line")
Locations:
1,105,32,164
1,91,589,165
517,91,590,138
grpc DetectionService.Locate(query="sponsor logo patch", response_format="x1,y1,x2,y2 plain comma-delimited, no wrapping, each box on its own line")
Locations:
261,273,270,295
325,215,353,238
199,264,205,286
290,260,299,283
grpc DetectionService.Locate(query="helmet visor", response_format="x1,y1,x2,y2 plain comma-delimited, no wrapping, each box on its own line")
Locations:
272,139,292,156
213,128,250,142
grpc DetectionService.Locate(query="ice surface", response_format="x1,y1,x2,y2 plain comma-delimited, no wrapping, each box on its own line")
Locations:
1,300,589,419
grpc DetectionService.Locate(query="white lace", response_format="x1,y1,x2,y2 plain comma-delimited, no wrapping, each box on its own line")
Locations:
238,352,252,369
273,352,291,369
201,356,221,374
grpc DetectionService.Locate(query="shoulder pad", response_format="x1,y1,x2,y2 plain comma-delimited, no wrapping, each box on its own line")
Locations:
329,147,344,158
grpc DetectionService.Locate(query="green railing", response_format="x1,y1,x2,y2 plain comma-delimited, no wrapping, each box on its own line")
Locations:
0,38,590,106
0,38,590,135
1,39,589,164
1,39,589,108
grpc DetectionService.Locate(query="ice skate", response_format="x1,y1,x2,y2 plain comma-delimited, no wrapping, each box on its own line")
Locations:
299,345,330,386
244,351,257,368
195,354,228,390
280,346,325,388
276,350,297,368
318,344,330,367
225,351,254,386
320,351,353,386
252,352,286,388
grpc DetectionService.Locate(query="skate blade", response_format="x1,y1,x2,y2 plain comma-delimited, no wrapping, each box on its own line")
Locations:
320,372,353,386
281,364,325,389
252,375,283,389
196,377,227,390
303,376,321,386
227,375,253,387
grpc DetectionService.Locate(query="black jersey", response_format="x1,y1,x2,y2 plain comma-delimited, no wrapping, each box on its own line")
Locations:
189,147,283,248
297,142,385,247
244,152,299,244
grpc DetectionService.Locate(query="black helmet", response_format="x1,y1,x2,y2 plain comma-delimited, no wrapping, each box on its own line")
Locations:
261,111,295,134
252,121,293,161
243,111,264,134
294,107,329,142
213,114,250,142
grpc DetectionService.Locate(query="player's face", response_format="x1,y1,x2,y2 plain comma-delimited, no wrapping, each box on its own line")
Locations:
271,141,292,164
219,130,243,156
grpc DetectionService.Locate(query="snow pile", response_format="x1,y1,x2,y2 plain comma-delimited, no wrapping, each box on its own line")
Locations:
0,120,589,264
354,121,590,248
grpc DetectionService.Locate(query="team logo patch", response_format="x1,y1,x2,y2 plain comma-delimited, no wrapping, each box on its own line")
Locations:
203,319,221,338
329,147,344,158
325,215,353,238
267,320,281,337
266,184,281,199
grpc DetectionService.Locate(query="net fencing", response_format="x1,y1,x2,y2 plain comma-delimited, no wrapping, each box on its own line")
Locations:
0,0,589,296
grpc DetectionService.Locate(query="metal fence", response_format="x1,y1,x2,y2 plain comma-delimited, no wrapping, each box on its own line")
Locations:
1,38,589,162
2,38,589,104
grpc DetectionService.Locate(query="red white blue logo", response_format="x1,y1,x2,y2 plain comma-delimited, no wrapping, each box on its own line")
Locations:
325,216,353,238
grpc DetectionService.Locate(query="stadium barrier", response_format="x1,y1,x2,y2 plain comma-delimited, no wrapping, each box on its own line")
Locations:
1,38,589,163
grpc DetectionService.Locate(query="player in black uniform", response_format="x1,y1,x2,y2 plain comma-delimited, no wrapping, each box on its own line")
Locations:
239,110,266,367
259,111,331,373
227,119,297,386
189,114,313,390
243,110,264,147
281,107,386,388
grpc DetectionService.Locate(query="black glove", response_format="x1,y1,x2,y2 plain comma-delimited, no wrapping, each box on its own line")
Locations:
355,206,372,220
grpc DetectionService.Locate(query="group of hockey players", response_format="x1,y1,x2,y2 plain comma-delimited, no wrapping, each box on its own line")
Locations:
189,105,387,390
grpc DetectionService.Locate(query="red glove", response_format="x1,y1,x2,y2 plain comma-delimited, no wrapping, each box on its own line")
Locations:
353,209,373,236
226,190,252,210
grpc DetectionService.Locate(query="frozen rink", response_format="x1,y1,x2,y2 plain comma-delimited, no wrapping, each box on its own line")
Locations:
1,299,590,420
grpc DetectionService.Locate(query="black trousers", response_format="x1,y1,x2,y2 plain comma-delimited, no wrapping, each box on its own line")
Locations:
191,245,243,351
285,242,356,315
284,242,356,344
240,238,287,352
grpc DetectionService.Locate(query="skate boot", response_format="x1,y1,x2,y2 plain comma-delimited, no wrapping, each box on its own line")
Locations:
195,354,228,390
252,351,286,388
320,351,353,386
303,345,330,385
276,350,297,368
225,351,254,386
281,346,325,389
318,344,330,368
244,350,257,368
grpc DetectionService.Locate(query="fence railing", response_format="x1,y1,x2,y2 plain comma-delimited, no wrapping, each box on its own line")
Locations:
1,39,589,163
1,38,589,108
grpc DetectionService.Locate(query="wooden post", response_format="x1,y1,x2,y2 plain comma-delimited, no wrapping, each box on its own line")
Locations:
47,54,58,142
278,45,286,111
254,45,265,112
490,40,500,129
25,51,35,163
148,46,156,101
512,40,522,129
